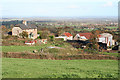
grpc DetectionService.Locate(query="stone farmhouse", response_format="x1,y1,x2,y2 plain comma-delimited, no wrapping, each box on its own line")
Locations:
12,21,37,39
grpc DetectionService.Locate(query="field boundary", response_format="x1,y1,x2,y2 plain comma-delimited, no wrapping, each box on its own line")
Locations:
1,78,119,80
2,52,118,60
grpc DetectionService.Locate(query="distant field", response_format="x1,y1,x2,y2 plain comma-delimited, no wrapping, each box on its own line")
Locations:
2,58,118,78
74,28,93,31
105,26,118,29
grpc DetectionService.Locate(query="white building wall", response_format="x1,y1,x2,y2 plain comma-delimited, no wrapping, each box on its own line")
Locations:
67,36,73,40
55,36,67,41
98,36,113,46
55,36,73,41
74,34,87,40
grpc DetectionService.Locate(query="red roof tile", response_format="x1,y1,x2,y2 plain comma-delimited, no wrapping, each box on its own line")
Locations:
98,35,101,37
63,32,73,37
79,33,92,39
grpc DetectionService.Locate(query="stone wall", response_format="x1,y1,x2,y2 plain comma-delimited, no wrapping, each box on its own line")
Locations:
12,27,22,36
23,29,37,39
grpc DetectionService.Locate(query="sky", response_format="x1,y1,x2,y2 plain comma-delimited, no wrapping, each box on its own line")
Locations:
0,0,119,17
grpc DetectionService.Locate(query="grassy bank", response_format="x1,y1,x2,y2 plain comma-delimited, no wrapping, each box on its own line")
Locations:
2,58,118,78
2,44,52,53
2,41,71,53
101,52,118,57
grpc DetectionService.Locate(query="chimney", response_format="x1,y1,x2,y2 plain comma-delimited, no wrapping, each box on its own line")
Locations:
22,20,27,25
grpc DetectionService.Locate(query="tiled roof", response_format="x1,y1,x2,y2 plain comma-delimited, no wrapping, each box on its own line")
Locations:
15,24,37,30
63,32,73,37
79,33,92,39
99,33,112,38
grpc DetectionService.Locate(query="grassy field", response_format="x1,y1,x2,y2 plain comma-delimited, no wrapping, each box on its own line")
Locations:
105,26,118,29
2,44,52,52
2,41,71,53
74,28,93,31
2,58,118,78
2,46,44,52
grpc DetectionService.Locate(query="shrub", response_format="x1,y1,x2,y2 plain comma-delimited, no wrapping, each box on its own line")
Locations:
49,35,55,41
2,35,11,39
55,38,64,41
39,31,49,39
83,49,99,54
20,31,28,38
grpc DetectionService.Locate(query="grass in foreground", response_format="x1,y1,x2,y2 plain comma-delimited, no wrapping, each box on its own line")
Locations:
2,58,118,78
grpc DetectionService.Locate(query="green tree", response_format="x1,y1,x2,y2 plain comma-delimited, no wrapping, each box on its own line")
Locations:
20,31,28,38
49,35,55,41
37,31,42,39
40,31,49,39
89,30,100,53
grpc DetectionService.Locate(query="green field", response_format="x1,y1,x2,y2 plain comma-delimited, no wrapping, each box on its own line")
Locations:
2,46,43,52
2,58,118,78
105,26,118,29
74,28,93,31
2,41,70,53
2,44,52,53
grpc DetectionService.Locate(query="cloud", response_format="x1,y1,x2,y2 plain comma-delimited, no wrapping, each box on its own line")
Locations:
103,2,113,7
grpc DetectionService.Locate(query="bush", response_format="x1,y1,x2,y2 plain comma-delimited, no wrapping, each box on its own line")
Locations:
2,35,11,39
55,38,64,41
84,49,99,54
49,35,55,41
39,31,49,39
20,31,28,38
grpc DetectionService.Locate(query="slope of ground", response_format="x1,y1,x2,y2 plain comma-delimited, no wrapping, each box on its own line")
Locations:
2,58,118,78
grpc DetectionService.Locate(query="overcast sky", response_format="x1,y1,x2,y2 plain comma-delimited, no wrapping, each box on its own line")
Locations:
1,0,119,17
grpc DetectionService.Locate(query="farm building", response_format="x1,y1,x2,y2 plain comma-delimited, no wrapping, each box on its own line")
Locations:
12,20,37,39
98,33,113,46
74,33,92,41
55,32,73,41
